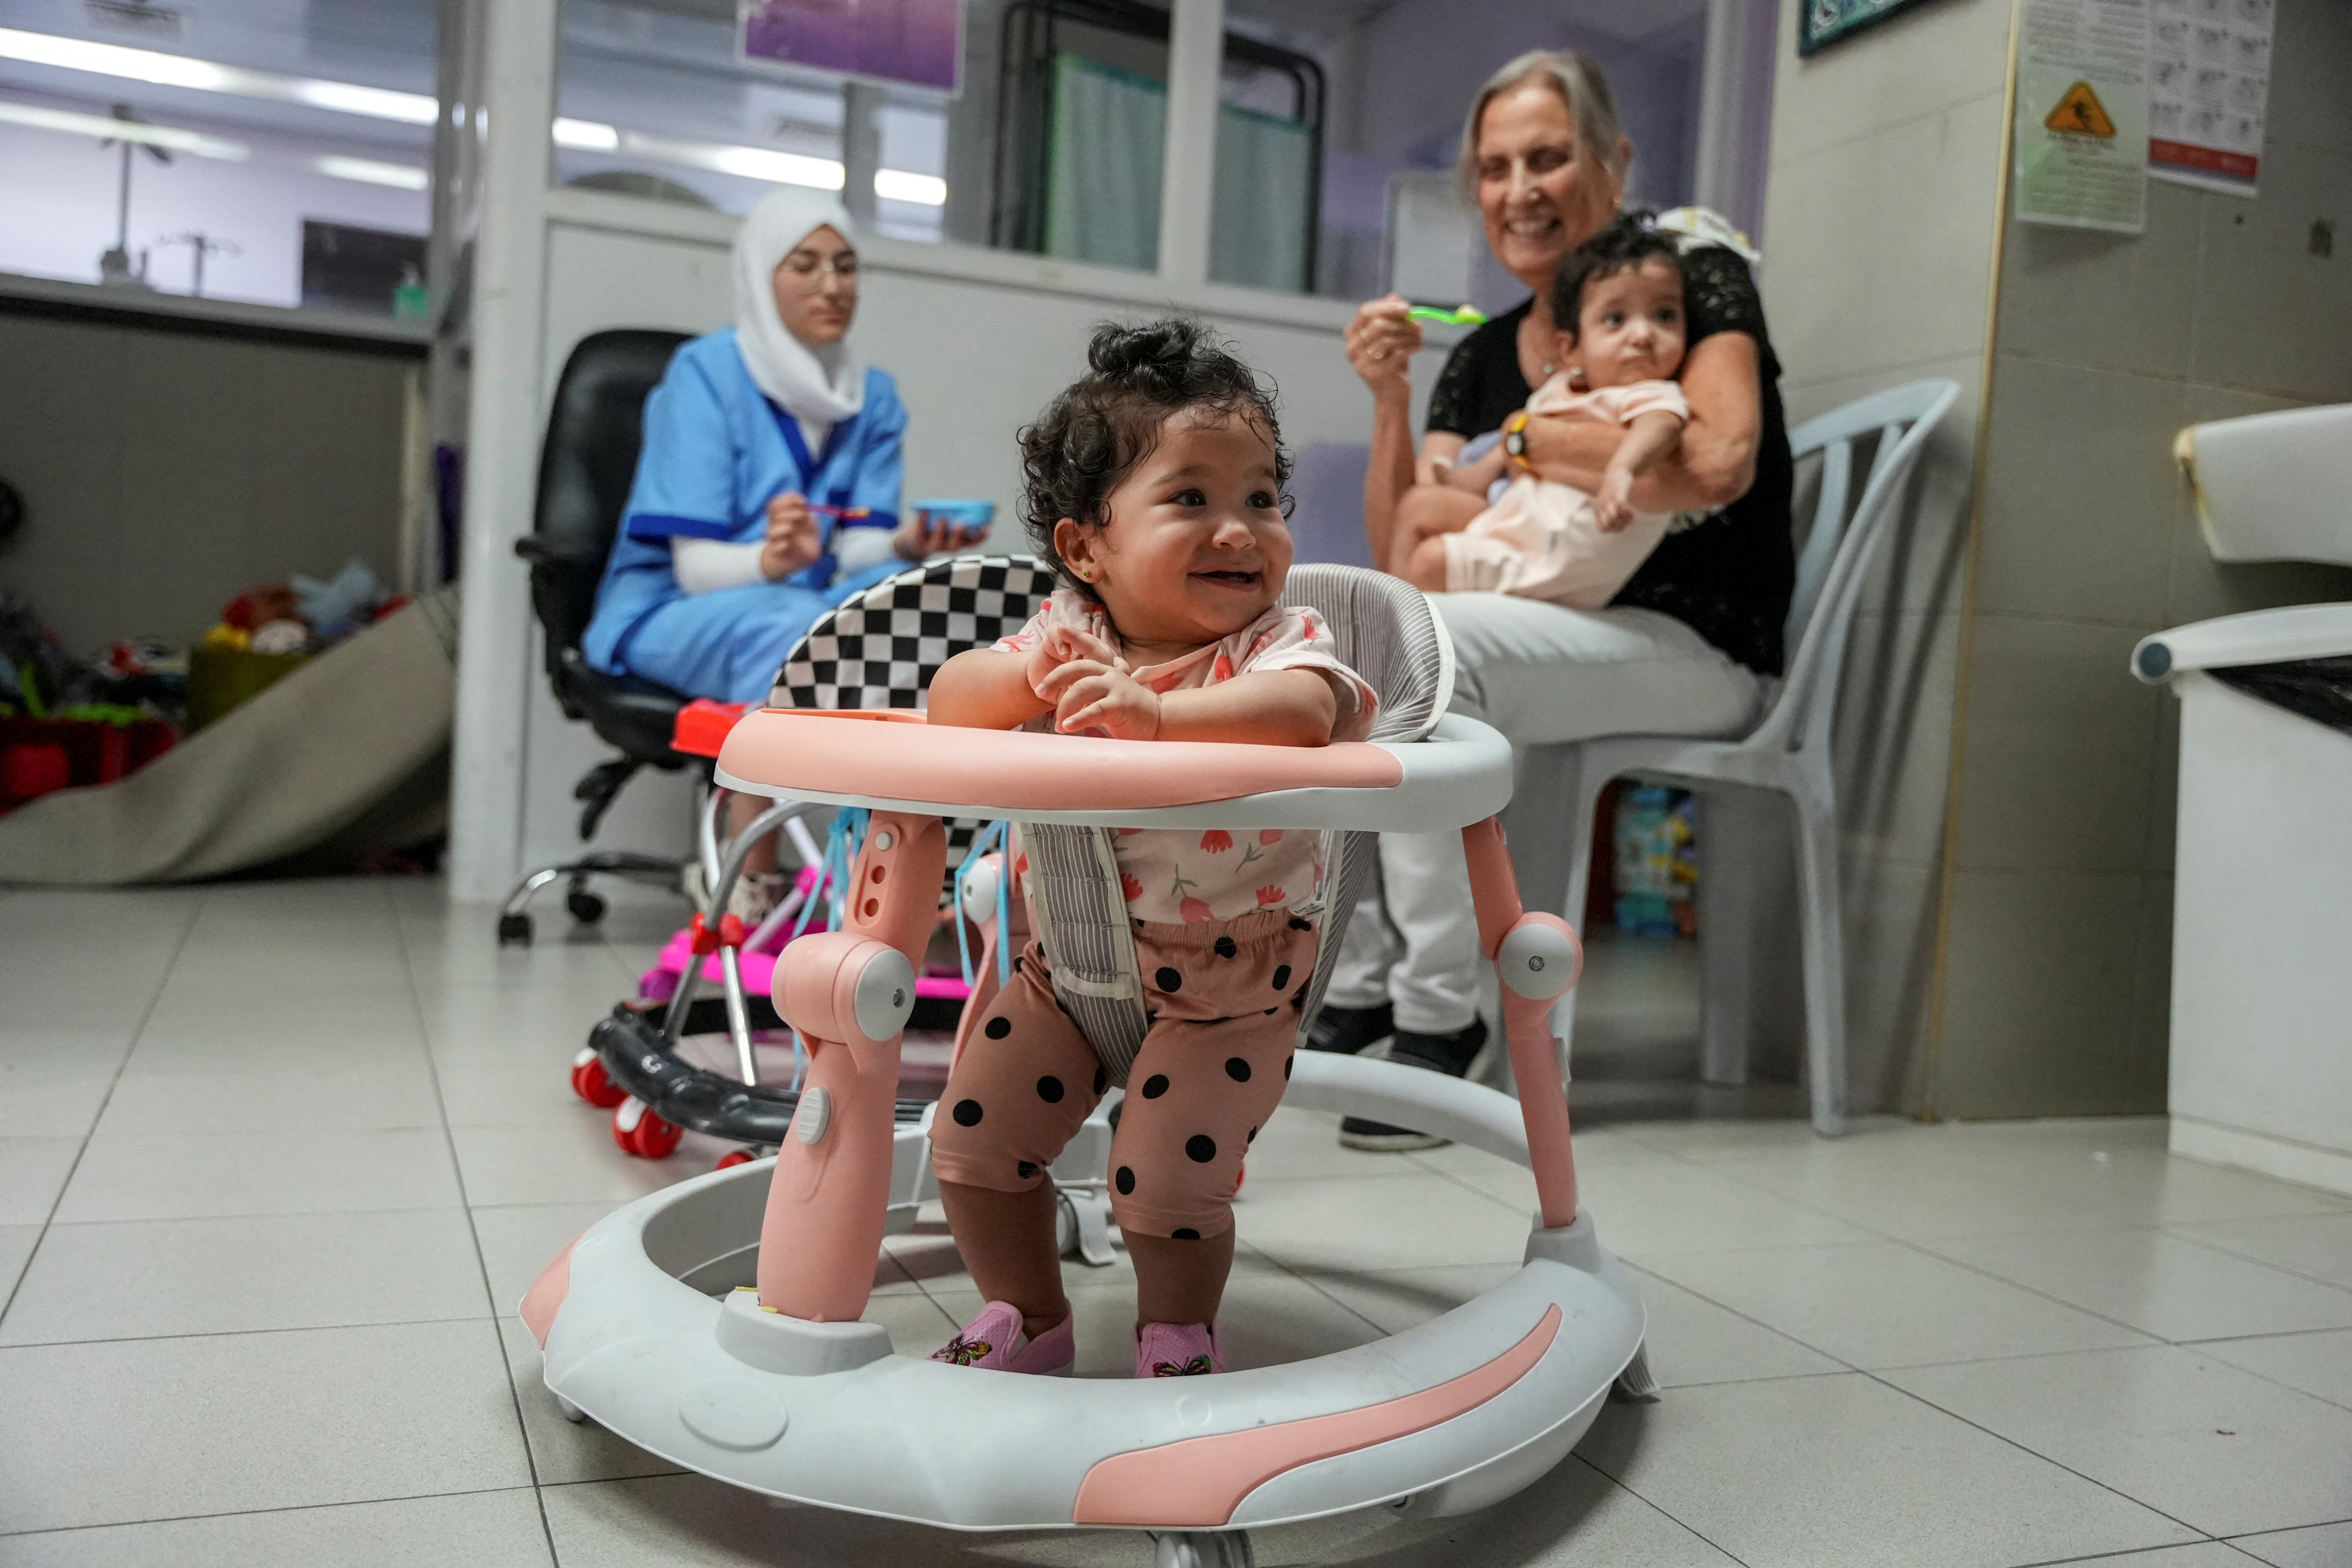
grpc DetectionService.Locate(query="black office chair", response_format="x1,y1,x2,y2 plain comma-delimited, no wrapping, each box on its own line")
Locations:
496,328,696,945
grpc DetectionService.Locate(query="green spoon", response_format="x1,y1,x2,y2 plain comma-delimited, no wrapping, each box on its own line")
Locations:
1406,303,1489,325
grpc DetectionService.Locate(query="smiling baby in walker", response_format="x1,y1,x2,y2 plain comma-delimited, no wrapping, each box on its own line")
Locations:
922,318,1378,1379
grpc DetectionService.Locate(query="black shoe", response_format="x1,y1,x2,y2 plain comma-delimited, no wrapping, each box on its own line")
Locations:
1305,1001,1393,1057
1339,1017,1489,1152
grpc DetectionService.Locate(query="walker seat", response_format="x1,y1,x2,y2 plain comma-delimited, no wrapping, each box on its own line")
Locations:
521,566,1652,1557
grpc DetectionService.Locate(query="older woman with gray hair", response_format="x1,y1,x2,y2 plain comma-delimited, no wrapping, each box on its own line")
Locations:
1315,49,1795,1147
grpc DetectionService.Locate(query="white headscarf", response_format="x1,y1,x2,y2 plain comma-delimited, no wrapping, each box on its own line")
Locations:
731,187,867,425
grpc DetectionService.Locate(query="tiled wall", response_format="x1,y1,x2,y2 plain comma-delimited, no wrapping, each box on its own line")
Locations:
1755,0,2015,1111
1933,0,2352,1117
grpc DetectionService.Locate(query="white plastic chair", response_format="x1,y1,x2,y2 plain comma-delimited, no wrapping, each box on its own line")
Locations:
1549,379,1961,1136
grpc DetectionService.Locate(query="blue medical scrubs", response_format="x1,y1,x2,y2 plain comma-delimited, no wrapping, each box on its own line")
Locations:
582,328,909,704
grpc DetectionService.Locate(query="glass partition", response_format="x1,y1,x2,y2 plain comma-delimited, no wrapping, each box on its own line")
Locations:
552,0,953,243
552,0,1342,294
0,0,439,314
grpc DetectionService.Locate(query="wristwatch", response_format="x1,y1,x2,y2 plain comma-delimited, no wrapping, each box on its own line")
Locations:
1502,408,1535,473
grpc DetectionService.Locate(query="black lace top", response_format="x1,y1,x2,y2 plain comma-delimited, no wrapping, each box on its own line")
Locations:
1424,245,1795,676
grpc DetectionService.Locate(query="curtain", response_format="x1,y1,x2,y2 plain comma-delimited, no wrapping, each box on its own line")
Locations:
1045,54,1164,273
1044,53,1312,292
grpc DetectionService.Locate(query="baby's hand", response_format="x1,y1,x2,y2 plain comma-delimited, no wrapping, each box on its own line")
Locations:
1022,622,1121,699
1593,467,1638,533
1037,659,1161,740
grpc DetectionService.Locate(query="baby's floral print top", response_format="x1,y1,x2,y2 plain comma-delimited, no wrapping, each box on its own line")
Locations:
994,589,1378,924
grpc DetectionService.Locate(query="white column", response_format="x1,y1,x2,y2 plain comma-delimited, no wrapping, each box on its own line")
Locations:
1155,0,1224,289
1692,0,1747,218
446,0,558,904
841,81,883,229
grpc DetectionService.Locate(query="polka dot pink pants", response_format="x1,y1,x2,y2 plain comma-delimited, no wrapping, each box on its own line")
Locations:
927,909,1319,1240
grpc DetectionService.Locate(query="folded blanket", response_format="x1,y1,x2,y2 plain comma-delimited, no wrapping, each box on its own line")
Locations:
0,588,457,885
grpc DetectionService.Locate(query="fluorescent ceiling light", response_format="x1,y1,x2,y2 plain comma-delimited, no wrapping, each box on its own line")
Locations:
873,168,945,206
0,97,248,159
314,154,427,190
553,121,946,205
0,25,435,124
553,116,619,152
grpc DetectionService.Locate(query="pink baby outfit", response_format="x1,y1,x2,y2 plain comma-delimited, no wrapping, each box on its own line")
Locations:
989,590,1378,924
1443,376,1690,609
927,911,1315,1238
927,591,1377,1238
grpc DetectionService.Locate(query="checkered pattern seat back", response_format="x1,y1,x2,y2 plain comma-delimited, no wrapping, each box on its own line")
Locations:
771,555,1062,892
771,555,1063,712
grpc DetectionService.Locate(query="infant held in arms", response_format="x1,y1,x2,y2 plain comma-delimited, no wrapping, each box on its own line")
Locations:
1402,215,1693,610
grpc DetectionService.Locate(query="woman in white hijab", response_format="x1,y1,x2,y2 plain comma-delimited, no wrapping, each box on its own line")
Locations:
583,187,983,708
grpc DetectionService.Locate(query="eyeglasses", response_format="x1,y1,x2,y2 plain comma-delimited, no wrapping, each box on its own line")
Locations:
779,251,860,285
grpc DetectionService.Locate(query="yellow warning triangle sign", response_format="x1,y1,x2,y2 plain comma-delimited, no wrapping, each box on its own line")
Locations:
2045,80,2117,138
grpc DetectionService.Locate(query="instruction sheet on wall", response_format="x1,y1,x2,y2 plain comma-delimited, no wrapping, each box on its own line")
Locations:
2148,0,2272,195
2015,0,2149,232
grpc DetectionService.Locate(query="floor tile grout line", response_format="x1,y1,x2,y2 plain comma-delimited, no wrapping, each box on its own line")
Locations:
1877,1226,2352,1348
0,1482,549,1542
1853,1364,2219,1544
0,1312,505,1352
2148,1220,2352,1296
2011,1539,2240,1567
385,886,563,1565
1562,1450,1762,1567
0,891,200,1327
2165,1341,2352,1417
1612,1256,1876,1370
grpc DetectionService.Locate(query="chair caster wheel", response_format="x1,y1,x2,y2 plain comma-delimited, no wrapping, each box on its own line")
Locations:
570,1048,626,1109
612,1097,683,1159
1152,1530,1254,1568
714,1148,757,1170
497,912,533,946
554,1393,587,1424
566,889,607,925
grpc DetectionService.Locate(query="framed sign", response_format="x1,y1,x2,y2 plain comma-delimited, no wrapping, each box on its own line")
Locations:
1799,0,1942,55
739,0,961,94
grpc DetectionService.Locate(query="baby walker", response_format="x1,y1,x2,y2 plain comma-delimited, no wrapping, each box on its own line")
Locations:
568,556,1062,1166
520,567,1654,1566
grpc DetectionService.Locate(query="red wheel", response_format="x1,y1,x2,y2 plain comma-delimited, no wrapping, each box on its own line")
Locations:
632,1110,683,1159
714,1148,755,1170
571,1048,625,1108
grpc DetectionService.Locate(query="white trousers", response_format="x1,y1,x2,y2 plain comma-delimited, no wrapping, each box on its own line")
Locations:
1328,596,1762,1034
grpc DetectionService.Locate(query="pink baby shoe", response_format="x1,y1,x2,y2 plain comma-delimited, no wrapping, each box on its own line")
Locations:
1136,1320,1224,1378
930,1300,1074,1375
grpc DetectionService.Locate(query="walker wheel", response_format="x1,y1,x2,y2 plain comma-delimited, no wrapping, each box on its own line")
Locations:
613,1102,683,1159
714,1148,756,1170
570,1048,626,1108
496,912,533,946
566,889,607,925
1152,1531,1255,1568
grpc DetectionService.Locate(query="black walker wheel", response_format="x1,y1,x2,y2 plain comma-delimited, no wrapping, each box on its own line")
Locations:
496,912,534,946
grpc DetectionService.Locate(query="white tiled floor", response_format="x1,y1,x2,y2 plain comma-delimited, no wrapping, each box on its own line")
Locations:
3,883,2349,1566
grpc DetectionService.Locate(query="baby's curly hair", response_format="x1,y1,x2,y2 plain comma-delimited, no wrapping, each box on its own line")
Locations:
1017,318,1290,594
1550,212,1683,340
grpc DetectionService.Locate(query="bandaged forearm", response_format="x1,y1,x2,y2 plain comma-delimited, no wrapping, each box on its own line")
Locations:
672,537,767,594
832,523,901,576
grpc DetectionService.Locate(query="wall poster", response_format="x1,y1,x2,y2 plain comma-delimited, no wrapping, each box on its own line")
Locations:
2015,0,2150,233
2148,0,2272,195
739,0,961,94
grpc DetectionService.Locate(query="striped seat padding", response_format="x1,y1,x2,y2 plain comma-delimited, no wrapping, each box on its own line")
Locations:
1023,566,1456,1086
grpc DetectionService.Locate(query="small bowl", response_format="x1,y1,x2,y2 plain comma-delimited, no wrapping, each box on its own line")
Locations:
913,499,995,531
